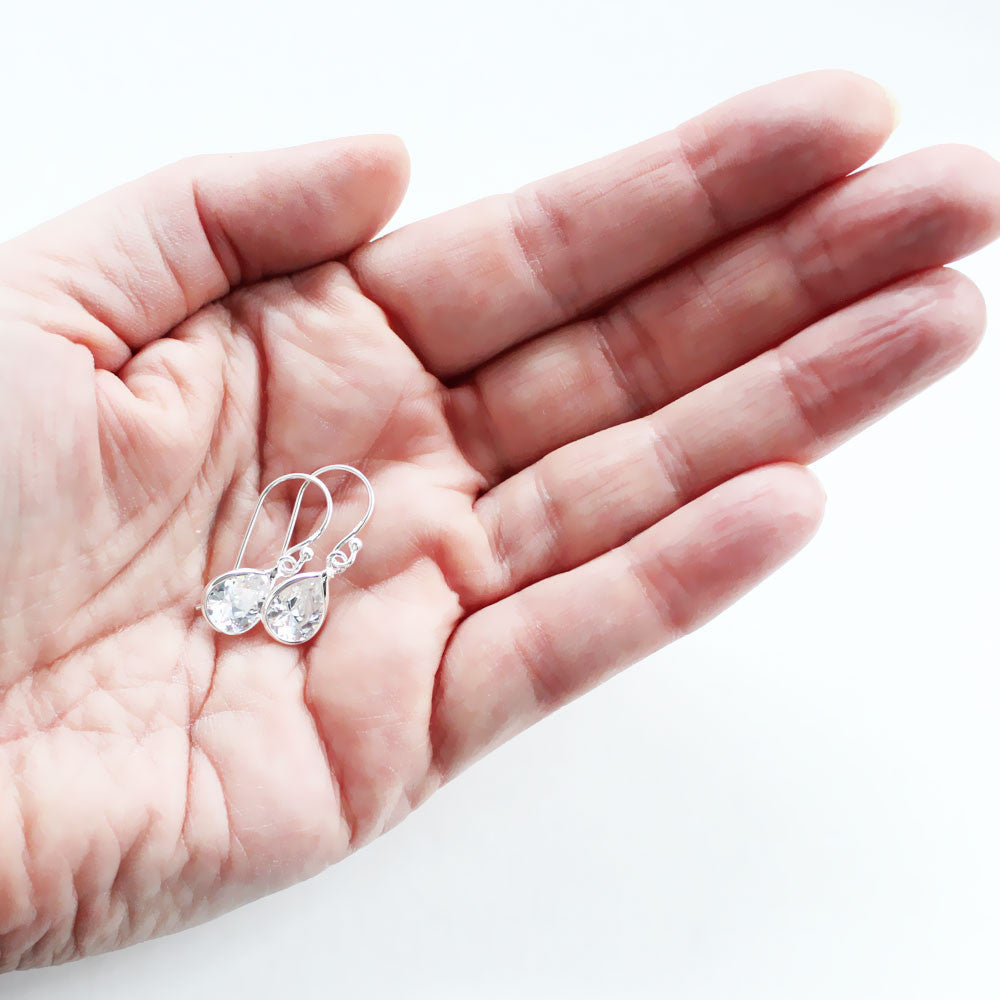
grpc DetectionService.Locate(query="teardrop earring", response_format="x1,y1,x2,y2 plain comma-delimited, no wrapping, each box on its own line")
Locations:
201,472,334,636
261,465,375,646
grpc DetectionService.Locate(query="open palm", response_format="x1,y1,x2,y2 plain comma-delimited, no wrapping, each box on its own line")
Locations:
1,71,997,969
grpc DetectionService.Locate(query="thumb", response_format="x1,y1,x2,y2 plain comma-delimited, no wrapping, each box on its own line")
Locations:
0,135,410,370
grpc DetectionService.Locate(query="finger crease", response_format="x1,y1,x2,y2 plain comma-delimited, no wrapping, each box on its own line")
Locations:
646,420,695,506
593,313,650,420
773,347,828,448
624,544,689,640
608,295,682,411
531,463,565,576
511,604,563,712
509,186,576,320
190,176,245,289
774,209,843,316
673,126,729,234
464,375,511,485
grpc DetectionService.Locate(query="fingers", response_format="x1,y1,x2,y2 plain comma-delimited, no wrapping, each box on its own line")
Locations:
451,144,1000,483
352,70,896,377
0,136,410,370
430,464,824,778
472,268,984,605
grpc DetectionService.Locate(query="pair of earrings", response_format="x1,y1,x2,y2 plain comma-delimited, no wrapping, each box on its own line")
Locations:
200,465,374,646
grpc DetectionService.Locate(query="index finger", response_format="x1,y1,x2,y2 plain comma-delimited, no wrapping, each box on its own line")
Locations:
351,70,897,377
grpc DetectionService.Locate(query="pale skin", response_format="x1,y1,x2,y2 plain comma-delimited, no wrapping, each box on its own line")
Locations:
0,71,997,970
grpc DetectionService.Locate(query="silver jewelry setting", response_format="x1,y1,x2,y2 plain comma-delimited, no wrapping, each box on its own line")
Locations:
200,465,374,646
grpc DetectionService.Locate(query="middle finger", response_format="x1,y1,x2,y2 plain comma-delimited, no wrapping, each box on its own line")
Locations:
448,145,1000,485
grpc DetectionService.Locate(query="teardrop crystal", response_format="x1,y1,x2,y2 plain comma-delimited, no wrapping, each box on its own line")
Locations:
203,569,274,635
263,573,328,644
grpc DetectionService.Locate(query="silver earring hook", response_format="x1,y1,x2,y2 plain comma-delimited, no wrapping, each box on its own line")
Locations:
199,471,334,637
258,465,375,645
282,464,375,568
236,471,334,574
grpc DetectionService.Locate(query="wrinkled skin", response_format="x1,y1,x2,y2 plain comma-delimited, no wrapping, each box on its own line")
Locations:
0,71,998,969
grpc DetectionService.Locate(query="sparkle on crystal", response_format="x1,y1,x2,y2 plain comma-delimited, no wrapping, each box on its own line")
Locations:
264,573,327,644
203,570,273,635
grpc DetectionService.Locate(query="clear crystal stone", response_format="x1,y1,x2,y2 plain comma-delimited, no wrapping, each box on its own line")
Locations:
203,570,273,635
264,573,327,644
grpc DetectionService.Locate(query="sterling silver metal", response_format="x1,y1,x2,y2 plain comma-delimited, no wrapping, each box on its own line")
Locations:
200,472,334,637
261,465,375,646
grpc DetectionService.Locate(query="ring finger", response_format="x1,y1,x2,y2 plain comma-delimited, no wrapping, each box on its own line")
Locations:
472,266,985,605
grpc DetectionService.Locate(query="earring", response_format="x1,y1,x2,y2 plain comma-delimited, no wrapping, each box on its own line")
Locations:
261,465,375,645
201,472,334,636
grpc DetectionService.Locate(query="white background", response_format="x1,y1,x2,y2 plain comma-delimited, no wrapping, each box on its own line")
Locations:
3,0,998,996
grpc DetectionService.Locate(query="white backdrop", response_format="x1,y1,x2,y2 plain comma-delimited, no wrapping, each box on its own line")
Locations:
3,0,998,996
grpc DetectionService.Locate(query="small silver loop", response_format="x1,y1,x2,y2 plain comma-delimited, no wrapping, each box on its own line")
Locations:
235,472,333,571
277,554,299,577
283,465,375,566
326,537,363,576
276,544,316,578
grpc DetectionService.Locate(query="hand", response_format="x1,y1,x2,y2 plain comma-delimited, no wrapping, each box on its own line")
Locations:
1,71,997,969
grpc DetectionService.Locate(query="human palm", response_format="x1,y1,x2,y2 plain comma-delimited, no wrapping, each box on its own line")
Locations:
1,72,997,969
